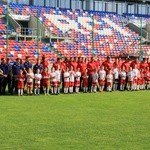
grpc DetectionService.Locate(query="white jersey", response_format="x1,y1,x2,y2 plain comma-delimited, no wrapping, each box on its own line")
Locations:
50,72,57,82
55,70,61,82
69,71,75,82
92,73,98,82
120,71,126,80
113,68,119,80
133,69,139,79
26,73,34,83
106,74,113,82
34,73,42,84
98,70,106,80
127,71,134,81
75,71,81,81
64,72,70,82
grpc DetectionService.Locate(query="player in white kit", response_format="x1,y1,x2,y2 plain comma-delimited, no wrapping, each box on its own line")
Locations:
50,67,57,95
98,66,106,92
113,64,119,91
64,67,70,94
34,69,42,95
69,66,75,94
75,68,81,93
106,69,113,92
55,65,61,94
127,67,134,90
91,69,99,93
119,66,126,91
26,68,34,95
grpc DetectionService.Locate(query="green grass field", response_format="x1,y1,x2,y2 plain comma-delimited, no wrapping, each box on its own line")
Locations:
0,91,150,150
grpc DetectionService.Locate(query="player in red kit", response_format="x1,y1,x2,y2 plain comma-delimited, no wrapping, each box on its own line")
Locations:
42,67,50,95
17,69,25,96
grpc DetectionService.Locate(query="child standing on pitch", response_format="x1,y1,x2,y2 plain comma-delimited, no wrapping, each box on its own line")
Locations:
82,69,89,93
50,67,57,95
34,69,42,95
63,67,70,94
42,67,50,95
26,68,34,95
98,65,106,92
119,66,126,91
17,69,25,96
91,69,98,93
106,69,113,92
69,66,75,94
75,68,81,93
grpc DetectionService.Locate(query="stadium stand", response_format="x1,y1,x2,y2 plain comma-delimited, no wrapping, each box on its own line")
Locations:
0,2,149,61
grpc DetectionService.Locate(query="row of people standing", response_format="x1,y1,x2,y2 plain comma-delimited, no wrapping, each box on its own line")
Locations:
0,55,150,95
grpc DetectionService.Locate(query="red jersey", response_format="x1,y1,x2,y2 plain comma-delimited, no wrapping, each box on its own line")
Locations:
17,74,25,89
140,61,148,71
103,61,114,72
77,61,87,75
130,61,140,69
53,62,61,70
121,61,130,72
70,61,78,71
87,61,96,75
41,61,48,69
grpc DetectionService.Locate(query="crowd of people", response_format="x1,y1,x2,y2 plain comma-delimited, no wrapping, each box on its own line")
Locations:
0,55,150,96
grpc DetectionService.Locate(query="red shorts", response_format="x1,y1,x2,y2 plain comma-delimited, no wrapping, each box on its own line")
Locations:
42,81,49,87
18,81,24,89
127,81,133,84
50,81,57,87
57,81,61,86
99,80,105,86
106,82,112,86
92,82,97,86
133,79,137,84
27,82,32,88
64,81,69,88
120,79,126,85
82,80,88,87
34,83,40,88
69,81,74,87
75,81,80,87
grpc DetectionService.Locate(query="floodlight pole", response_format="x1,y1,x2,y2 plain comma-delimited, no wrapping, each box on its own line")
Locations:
140,17,143,61
91,14,94,57
6,7,8,59
36,9,40,59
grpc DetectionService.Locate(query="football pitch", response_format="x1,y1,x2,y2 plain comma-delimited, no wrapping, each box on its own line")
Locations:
0,91,149,150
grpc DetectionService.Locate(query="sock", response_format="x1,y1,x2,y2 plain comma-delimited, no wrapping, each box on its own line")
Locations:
47,88,49,94
54,87,57,94
57,87,60,94
38,89,40,95
51,87,54,94
34,89,37,95
18,89,20,96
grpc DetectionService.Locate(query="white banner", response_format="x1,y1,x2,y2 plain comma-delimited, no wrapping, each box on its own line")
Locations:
12,15,30,21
